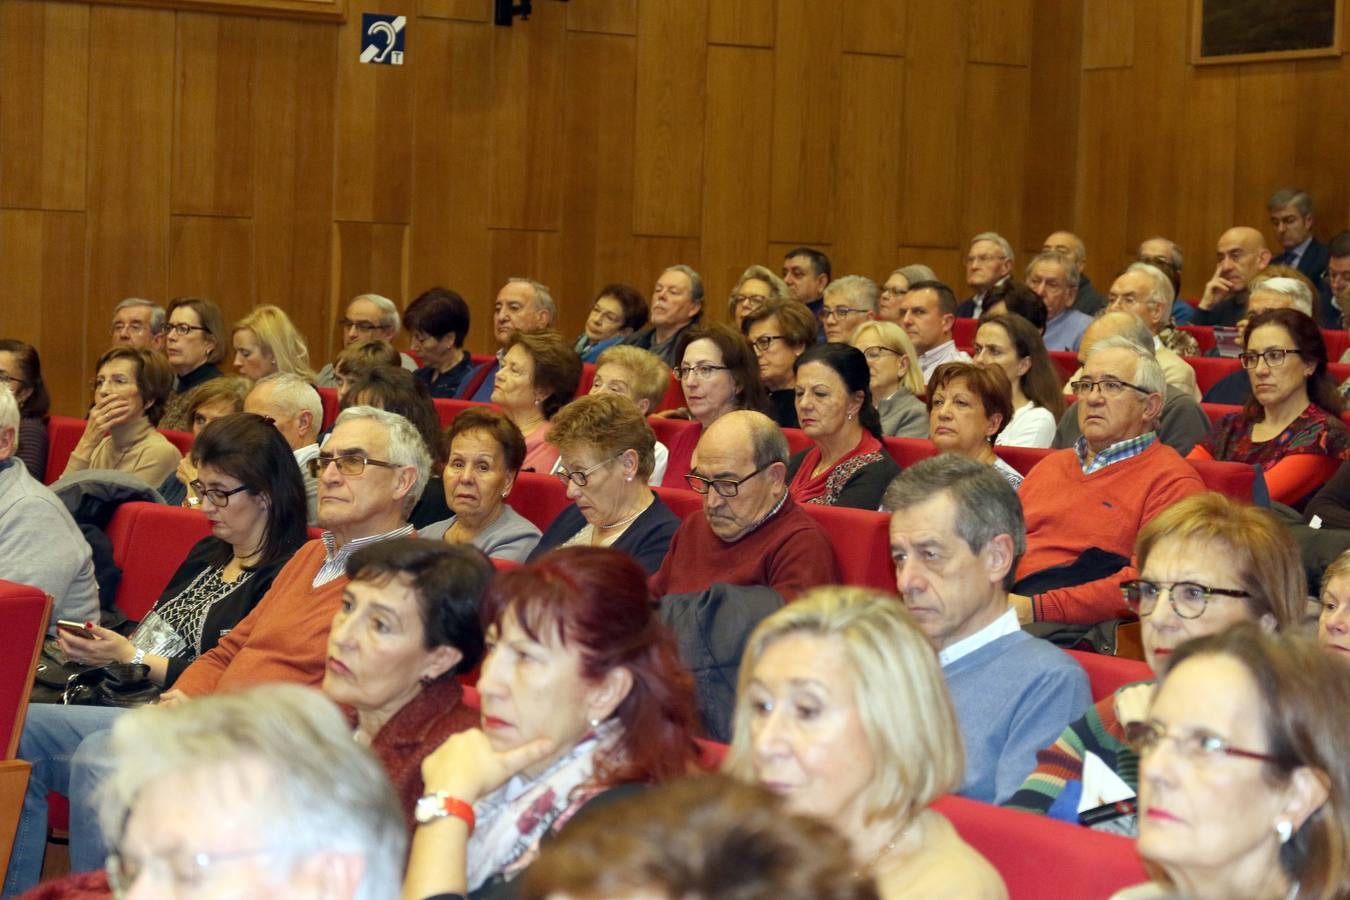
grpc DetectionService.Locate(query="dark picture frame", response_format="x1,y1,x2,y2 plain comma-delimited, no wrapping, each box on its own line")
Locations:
1190,0,1343,65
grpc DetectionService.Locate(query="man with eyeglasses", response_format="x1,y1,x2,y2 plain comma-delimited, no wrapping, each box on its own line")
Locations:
1041,230,1107,316
650,411,837,601
898,280,970,382
622,266,704,367
459,278,556,401
955,232,1014,319
316,294,418,388
1099,270,1200,401
1322,230,1350,331
109,297,166,350
1027,251,1093,353
1137,235,1197,327
244,373,324,525
820,275,878,343
1013,336,1204,626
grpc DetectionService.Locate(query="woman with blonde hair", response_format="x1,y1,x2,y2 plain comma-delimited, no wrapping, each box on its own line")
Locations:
849,320,927,438
232,305,318,382
725,587,1006,899
728,264,792,327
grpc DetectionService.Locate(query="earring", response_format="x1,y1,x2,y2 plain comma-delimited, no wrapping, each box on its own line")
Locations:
846,412,854,421
589,717,601,728
1276,820,1293,844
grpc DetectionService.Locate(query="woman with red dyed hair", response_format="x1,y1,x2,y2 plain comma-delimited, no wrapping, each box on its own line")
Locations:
404,546,698,900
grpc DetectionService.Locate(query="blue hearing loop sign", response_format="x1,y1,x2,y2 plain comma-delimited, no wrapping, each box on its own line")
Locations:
361,13,406,65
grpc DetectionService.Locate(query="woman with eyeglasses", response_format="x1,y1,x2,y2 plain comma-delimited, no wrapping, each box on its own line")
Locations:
1188,307,1350,507
62,347,181,490
1007,493,1306,836
742,299,817,429
925,362,1023,489
574,283,648,363
5,413,308,895
492,330,584,474
849,320,928,438
877,264,936,323
0,339,51,480
972,313,1064,449
421,408,541,563
728,264,792,329
664,323,768,491
158,296,227,431
1115,625,1350,899
529,394,680,574
156,375,252,507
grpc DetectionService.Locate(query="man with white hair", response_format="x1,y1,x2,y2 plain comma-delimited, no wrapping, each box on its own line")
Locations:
1012,336,1204,625
317,294,418,387
1203,276,1318,405
245,372,325,524
623,265,704,366
820,275,878,343
1042,230,1106,315
461,278,556,401
0,385,99,630
1103,264,1200,400
1026,251,1092,352
956,232,1014,318
109,298,166,350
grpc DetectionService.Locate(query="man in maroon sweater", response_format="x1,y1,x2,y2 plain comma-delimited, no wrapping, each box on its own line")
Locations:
650,411,838,600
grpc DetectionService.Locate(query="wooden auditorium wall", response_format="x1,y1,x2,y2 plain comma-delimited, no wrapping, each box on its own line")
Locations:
0,0,1345,417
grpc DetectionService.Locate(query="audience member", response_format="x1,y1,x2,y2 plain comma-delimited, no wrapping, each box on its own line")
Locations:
99,685,405,900
821,275,878,343
244,372,324,524
1027,251,1091,353
1123,626,1350,900
981,280,1049,333
324,539,492,827
6,413,308,892
1105,265,1201,400
885,456,1089,804
781,247,831,322
231,304,317,382
1189,307,1350,506
651,410,838,600
1009,493,1305,828
1268,188,1329,291
530,394,679,573
402,547,698,899
956,232,1014,318
0,385,97,632
0,339,50,479
463,279,556,402
575,283,647,363
623,265,704,366
900,280,970,381
744,299,816,429
850,320,928,438
786,343,900,509
1324,230,1350,330
491,330,582,474
334,337,403,403
406,287,475,397
62,346,180,489
588,344,673,482
1042,230,1106,315
1318,549,1350,659
159,296,227,429
1138,235,1197,327
1054,314,1209,456
1015,336,1204,624
1203,275,1317,405
523,775,879,900
421,407,540,562
726,586,1007,898
1192,226,1271,327
317,293,417,388
108,297,166,350
158,374,250,506
878,263,937,323
973,313,1063,448
728,264,790,328
926,363,1023,489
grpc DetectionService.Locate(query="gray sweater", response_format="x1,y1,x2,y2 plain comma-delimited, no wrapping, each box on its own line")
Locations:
0,458,99,628
419,505,541,563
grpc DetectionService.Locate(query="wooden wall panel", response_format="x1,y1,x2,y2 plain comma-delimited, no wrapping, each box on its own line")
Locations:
968,0,1029,66
832,54,904,282
0,211,88,415
333,0,415,224
895,245,964,292
1082,0,1132,70
1022,0,1080,247
1174,70,1237,295
842,0,906,57
1073,68,1133,287
1290,59,1350,234
168,216,257,326
172,14,257,217
898,1,965,248
85,5,175,312
962,64,1029,247
1232,65,1299,230
334,222,409,310
701,45,774,314
567,0,635,35
0,0,89,211
628,236,702,312
491,231,565,309
420,0,486,21
489,0,566,231
632,0,707,238
707,0,774,48
768,0,841,245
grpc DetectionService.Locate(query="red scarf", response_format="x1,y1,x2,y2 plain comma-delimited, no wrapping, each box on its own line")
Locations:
788,431,883,504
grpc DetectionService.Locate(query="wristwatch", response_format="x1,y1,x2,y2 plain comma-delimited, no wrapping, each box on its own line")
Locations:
415,791,475,832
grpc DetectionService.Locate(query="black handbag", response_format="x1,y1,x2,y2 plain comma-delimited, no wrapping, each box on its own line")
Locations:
62,663,161,708
31,639,99,704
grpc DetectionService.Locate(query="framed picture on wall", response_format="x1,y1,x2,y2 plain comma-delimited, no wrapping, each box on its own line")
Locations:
1190,0,1343,64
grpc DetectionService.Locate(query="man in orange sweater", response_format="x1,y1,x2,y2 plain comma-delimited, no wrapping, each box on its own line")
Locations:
1012,336,1204,625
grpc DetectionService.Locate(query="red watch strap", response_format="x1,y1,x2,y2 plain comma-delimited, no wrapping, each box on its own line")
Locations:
439,795,475,833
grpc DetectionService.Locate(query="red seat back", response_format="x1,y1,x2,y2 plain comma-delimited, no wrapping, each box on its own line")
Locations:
652,486,702,519
933,795,1146,899
576,363,597,395
1201,403,1242,427
1178,324,1216,354
506,471,572,532
316,387,340,430
1329,362,1350,384
653,373,685,413
953,317,978,347
882,436,939,468
1063,649,1152,703
1187,458,1256,502
779,427,812,455
432,398,495,429
1049,351,1079,385
1189,357,1241,394
993,445,1052,476
800,505,894,591
0,582,51,758
106,503,215,621
44,416,86,484
647,416,701,449
160,429,194,457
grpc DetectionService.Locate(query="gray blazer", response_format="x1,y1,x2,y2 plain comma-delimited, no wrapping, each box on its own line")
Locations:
419,505,542,563
877,390,929,439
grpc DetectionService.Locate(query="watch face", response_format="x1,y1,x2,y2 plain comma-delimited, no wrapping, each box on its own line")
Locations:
415,793,443,824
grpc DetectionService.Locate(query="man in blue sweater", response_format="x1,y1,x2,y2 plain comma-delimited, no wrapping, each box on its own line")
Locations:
885,455,1090,804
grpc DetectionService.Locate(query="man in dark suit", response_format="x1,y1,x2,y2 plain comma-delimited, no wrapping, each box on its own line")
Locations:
1192,226,1271,327
1268,188,1332,323
1326,231,1350,331
955,232,1013,318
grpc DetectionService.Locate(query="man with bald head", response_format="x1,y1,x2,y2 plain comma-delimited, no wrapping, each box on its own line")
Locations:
1042,231,1106,315
650,411,837,600
1193,227,1271,326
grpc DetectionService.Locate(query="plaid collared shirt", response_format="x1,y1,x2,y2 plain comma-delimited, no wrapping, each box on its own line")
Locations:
313,524,415,587
1074,432,1157,476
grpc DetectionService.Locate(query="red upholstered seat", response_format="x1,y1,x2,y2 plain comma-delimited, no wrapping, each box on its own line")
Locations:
0,581,50,758
1201,402,1241,427
1049,351,1079,385
1187,458,1256,502
654,373,685,413
779,427,812,455
1178,325,1216,354
43,416,85,484
506,471,572,532
576,363,597,395
647,415,700,450
882,436,939,468
953,317,978,347
316,386,339,429
933,794,1147,899
1063,649,1151,703
105,502,215,621
432,397,494,428
652,486,702,520
800,505,894,592
993,445,1052,476
160,429,194,457
1188,357,1240,394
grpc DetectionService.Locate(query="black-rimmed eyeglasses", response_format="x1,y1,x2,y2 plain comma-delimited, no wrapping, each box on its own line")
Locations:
685,463,771,498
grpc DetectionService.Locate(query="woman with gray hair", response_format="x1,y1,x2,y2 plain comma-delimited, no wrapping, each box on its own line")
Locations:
879,264,938,322
729,264,792,327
